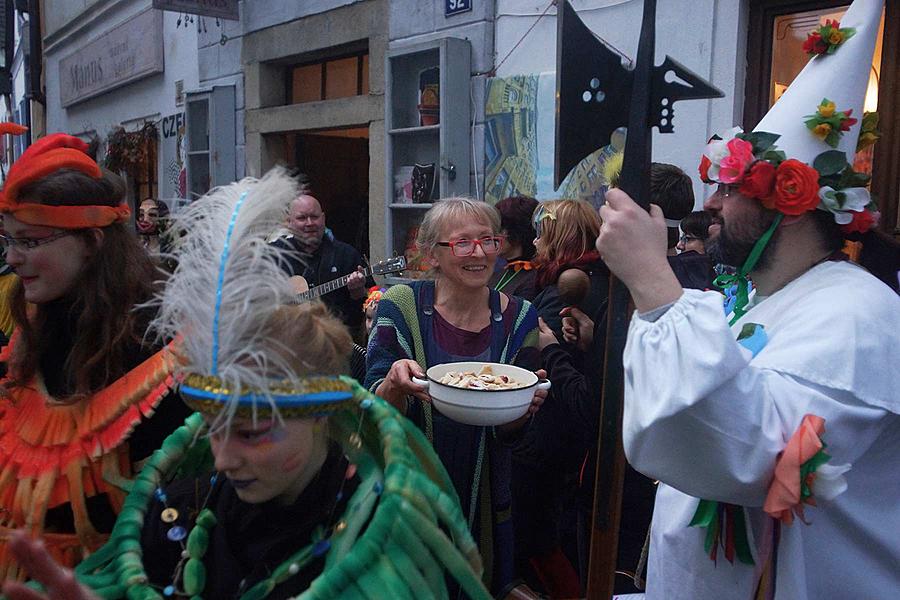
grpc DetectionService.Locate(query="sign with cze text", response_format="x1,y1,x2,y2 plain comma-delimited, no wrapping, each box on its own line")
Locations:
59,10,164,108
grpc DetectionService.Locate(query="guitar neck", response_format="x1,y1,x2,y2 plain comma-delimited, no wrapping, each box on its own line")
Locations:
296,267,372,302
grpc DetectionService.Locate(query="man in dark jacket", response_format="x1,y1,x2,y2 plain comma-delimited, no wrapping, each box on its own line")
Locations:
271,193,373,334
652,163,716,290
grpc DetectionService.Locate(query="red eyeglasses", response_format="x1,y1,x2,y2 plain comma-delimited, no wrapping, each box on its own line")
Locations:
436,235,505,257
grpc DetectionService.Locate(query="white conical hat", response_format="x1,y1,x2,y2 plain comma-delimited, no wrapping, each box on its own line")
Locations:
754,0,882,163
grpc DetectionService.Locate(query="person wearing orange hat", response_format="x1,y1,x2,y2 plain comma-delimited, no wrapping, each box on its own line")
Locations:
0,133,191,580
593,0,899,598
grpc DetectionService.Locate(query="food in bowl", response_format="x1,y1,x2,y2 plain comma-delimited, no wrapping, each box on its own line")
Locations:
438,365,522,390
413,362,551,426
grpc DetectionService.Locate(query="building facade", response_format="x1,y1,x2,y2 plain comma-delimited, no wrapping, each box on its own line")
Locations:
0,0,42,172
42,0,200,211
21,0,898,259
239,0,387,259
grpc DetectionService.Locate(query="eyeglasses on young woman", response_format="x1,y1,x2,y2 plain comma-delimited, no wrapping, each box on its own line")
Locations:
0,230,75,252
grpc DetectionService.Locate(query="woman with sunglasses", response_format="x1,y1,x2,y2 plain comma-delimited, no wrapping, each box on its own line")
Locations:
364,197,546,595
0,134,190,579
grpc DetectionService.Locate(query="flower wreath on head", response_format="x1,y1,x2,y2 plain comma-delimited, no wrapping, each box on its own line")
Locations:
698,122,879,235
698,106,879,325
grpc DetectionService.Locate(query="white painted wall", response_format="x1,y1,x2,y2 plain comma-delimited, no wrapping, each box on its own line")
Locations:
494,0,749,208
45,6,199,138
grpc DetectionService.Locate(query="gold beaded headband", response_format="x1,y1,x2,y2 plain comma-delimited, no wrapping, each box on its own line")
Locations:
179,373,357,419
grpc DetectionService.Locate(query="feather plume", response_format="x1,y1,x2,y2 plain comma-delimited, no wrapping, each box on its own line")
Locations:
603,150,624,188
148,167,302,428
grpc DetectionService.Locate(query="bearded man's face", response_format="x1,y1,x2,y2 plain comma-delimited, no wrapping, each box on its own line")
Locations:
704,184,779,270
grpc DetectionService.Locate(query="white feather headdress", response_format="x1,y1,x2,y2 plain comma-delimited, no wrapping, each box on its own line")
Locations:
149,167,353,427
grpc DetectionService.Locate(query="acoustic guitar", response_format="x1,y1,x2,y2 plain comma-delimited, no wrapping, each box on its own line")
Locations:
288,256,407,303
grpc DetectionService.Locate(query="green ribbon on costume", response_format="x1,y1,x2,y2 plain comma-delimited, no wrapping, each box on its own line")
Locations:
689,498,720,553
800,446,832,503
688,219,785,567
689,499,755,565
714,214,783,326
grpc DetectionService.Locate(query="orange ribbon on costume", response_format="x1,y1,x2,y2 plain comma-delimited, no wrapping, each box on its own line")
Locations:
763,414,825,525
0,132,130,228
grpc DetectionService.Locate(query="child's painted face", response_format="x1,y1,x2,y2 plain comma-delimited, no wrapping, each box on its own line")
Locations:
208,416,328,505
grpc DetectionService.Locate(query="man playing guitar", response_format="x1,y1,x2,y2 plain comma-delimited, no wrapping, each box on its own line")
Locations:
271,192,373,335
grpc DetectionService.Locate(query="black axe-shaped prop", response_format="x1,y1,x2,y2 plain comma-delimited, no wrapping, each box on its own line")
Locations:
553,1,722,597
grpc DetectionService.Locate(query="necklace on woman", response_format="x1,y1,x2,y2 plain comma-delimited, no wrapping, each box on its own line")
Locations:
155,459,358,599
161,505,337,599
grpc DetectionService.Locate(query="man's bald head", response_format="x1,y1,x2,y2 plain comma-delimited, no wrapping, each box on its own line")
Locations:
287,194,326,249
292,194,322,215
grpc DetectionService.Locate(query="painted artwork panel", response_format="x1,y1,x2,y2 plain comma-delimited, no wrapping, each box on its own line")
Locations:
483,72,624,209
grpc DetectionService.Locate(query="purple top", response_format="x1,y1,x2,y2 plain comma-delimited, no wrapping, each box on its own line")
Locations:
432,302,518,358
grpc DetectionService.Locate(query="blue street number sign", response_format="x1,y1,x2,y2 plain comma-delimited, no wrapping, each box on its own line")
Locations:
445,0,472,17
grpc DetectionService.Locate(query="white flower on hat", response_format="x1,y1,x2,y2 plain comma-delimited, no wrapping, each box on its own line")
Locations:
704,126,743,182
817,185,870,224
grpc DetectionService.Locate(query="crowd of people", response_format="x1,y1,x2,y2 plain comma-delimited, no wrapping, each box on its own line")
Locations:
0,1,898,598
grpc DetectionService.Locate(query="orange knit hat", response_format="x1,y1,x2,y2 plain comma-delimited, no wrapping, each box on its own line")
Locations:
0,132,130,228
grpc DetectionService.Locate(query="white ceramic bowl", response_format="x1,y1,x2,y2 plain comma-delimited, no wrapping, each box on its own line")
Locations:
412,361,551,426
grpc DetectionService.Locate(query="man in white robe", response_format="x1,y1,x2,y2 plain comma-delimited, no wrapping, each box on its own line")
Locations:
596,179,899,599
591,0,899,595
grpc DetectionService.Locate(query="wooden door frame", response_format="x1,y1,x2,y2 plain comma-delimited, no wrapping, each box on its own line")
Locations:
744,0,900,236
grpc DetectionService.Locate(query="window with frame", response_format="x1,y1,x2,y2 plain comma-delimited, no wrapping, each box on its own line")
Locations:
289,51,369,104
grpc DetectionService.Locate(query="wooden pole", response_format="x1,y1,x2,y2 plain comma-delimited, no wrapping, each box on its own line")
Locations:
586,0,656,597
585,276,630,598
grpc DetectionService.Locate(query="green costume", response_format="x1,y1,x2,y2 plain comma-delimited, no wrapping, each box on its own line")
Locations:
69,384,491,600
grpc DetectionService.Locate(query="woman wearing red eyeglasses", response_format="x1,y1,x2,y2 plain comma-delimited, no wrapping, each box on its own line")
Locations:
363,197,545,595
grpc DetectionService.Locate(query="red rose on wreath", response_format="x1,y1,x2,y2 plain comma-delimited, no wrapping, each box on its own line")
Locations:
738,160,776,200
841,209,878,234
761,159,820,215
698,155,712,183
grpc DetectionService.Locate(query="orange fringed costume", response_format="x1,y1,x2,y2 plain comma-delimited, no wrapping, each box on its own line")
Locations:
0,130,162,580
0,333,177,580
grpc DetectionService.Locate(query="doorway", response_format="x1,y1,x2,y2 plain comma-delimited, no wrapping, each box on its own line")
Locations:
286,127,370,254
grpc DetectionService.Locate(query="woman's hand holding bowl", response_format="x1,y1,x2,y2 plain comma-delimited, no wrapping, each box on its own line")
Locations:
376,359,430,411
